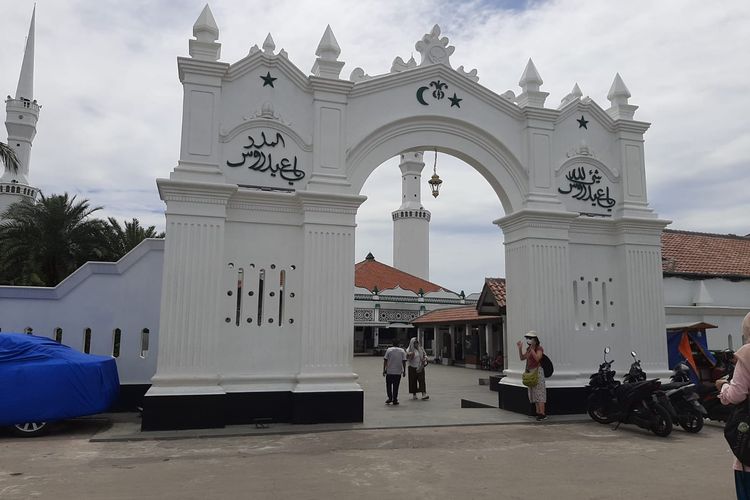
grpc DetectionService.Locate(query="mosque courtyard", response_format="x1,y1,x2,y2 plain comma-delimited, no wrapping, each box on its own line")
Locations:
0,357,735,499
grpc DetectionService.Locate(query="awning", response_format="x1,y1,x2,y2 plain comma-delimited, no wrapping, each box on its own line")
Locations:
387,322,414,329
666,322,718,331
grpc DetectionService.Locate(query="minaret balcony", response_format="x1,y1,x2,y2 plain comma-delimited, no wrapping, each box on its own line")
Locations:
391,209,431,222
0,181,38,199
5,97,40,114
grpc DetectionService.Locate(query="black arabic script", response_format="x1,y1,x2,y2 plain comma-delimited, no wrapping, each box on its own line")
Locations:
226,131,305,183
558,167,616,210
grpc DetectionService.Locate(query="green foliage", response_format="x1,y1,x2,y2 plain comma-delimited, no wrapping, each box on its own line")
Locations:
0,193,164,286
0,141,20,173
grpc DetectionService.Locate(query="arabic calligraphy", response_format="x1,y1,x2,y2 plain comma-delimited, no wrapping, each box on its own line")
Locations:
226,131,305,184
558,166,616,211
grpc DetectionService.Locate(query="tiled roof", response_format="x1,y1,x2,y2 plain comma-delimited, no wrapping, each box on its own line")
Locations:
354,255,446,294
412,306,502,325
485,278,506,307
661,229,750,279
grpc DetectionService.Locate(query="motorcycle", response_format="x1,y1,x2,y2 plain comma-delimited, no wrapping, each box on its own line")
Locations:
695,349,735,423
587,347,673,437
633,359,707,433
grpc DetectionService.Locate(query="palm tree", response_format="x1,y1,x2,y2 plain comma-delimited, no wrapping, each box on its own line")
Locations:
0,141,20,173
0,193,109,286
104,217,165,259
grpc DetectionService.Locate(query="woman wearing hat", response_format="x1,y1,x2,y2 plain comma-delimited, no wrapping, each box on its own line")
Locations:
517,330,546,421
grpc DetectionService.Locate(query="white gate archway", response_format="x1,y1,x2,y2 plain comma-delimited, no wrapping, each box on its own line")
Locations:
143,7,670,430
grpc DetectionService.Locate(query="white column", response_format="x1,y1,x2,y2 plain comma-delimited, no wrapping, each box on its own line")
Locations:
149,181,237,394
295,191,366,391
485,323,492,357
449,325,456,361
616,220,670,377
497,210,577,383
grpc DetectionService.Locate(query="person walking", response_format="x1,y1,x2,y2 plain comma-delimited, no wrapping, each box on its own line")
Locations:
517,330,546,420
717,312,750,499
406,337,429,400
383,342,407,405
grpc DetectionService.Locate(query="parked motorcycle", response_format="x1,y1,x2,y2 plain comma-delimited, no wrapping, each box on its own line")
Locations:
587,347,673,437
695,349,735,423
623,353,706,433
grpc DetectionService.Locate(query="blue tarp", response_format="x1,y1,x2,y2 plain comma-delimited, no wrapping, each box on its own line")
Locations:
0,333,119,426
666,329,717,384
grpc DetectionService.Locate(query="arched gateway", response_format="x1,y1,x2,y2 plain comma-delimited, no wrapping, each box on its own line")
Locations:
143,6,670,430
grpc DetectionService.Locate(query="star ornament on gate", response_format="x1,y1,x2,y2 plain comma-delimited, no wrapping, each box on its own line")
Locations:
448,93,462,108
577,115,589,129
260,72,277,88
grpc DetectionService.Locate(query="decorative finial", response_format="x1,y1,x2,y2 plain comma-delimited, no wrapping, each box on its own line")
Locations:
193,4,218,42
415,24,455,67
262,33,276,55
518,58,543,91
606,73,638,120
190,4,221,61
558,82,583,108
311,25,344,79
366,252,375,260
316,25,341,60
516,58,548,108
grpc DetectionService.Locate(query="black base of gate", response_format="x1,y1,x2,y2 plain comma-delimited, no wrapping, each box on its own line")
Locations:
141,390,364,431
497,384,589,415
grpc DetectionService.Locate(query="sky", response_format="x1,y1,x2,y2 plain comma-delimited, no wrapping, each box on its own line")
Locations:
1,0,749,294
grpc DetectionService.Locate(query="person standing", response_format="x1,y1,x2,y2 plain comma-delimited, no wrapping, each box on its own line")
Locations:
406,337,429,400
717,312,750,499
517,330,546,420
383,342,407,405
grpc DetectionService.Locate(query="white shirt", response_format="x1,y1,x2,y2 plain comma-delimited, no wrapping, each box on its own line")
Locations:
384,347,407,375
407,349,424,369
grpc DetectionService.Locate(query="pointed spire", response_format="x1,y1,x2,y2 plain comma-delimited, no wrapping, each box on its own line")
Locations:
189,4,221,61
606,73,638,120
315,25,341,61
518,58,543,91
262,33,276,55
311,25,344,79
558,82,583,108
516,58,548,108
193,4,218,42
15,6,35,100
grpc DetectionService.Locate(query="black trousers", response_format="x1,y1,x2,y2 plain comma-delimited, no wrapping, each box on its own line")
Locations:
385,374,402,402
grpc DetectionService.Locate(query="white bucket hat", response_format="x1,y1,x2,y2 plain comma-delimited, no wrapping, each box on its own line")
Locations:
524,330,539,339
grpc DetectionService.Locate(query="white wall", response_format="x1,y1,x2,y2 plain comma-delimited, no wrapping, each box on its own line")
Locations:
0,239,163,384
664,276,750,350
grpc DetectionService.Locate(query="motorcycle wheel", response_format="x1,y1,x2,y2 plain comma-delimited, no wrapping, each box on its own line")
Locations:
679,410,704,433
11,421,48,437
587,394,616,424
650,404,673,437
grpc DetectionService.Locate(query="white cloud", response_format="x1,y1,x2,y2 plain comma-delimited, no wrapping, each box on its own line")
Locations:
2,0,749,292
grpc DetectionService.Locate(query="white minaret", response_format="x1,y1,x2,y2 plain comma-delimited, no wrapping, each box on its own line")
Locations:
392,151,430,280
1,7,40,217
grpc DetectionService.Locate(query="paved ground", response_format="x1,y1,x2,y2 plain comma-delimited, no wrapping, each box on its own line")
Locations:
0,357,737,498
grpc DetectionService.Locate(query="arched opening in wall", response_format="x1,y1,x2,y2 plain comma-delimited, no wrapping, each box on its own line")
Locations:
83,328,92,354
140,328,150,358
355,150,507,367
54,327,63,343
112,328,122,358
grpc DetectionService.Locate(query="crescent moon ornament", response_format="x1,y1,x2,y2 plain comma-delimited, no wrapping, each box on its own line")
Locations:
416,86,430,106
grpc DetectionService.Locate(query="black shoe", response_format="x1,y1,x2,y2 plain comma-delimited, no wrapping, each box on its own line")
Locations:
536,414,547,421
393,401,399,405
385,399,392,405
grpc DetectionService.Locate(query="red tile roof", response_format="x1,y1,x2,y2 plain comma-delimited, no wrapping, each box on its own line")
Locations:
354,254,447,294
412,306,502,325
662,230,750,279
484,278,506,307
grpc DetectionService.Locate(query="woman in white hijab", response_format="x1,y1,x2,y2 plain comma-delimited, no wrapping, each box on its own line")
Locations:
406,337,429,400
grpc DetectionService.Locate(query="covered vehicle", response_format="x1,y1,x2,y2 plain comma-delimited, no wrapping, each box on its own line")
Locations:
666,322,718,384
0,333,119,436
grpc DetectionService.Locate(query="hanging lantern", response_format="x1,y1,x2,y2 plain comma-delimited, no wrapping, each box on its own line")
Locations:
428,149,442,198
